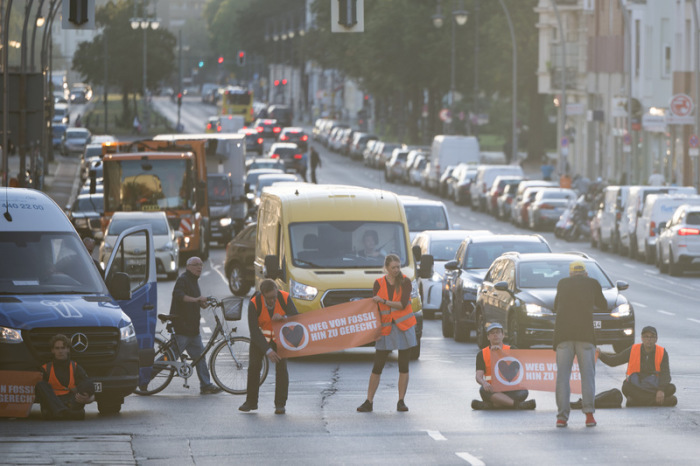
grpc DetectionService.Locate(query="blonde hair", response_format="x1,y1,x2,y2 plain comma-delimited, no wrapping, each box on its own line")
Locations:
384,254,403,288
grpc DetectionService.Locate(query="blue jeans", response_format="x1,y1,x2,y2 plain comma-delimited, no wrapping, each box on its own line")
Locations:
174,334,212,389
556,341,596,421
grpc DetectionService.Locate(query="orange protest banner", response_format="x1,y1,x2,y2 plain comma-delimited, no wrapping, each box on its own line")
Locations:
489,349,592,394
0,371,42,418
272,298,381,358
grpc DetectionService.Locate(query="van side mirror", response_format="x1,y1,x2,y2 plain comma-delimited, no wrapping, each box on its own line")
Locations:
89,170,97,194
107,272,131,300
264,255,281,279
418,254,434,279
412,245,422,262
616,280,629,291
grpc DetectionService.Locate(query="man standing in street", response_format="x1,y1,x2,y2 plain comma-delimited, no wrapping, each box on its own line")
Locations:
553,260,607,428
168,257,221,395
309,146,321,184
597,326,677,407
239,279,298,414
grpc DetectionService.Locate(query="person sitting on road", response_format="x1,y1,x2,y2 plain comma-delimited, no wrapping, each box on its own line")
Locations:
35,334,95,420
471,322,536,410
597,326,677,407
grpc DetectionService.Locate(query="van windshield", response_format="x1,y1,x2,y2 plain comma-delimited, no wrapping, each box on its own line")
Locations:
0,232,107,294
289,221,408,268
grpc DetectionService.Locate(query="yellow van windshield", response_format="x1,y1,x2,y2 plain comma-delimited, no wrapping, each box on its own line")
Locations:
289,221,408,268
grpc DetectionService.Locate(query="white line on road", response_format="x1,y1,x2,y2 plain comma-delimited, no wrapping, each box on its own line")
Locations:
202,326,212,334
632,302,647,308
425,430,447,441
622,263,636,268
657,310,675,316
456,452,486,466
212,264,228,285
687,318,700,324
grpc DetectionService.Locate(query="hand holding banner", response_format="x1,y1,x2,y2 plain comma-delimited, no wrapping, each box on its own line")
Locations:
271,298,381,358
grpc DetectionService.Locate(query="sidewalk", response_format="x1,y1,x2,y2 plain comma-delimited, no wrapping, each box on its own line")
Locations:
5,153,82,209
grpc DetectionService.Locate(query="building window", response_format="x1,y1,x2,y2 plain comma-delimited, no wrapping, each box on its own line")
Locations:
663,44,671,78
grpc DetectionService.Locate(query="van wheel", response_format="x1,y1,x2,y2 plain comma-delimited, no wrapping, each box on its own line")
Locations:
475,311,487,349
229,264,252,296
97,397,123,415
657,248,668,273
441,307,454,338
644,245,655,264
453,320,471,343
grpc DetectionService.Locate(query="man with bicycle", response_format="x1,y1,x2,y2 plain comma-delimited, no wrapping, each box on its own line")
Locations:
169,257,222,395
239,279,298,414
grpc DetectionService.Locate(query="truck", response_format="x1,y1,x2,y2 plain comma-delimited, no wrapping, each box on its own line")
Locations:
101,139,211,261
153,133,247,243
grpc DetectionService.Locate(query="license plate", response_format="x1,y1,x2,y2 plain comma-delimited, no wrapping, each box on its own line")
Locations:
93,382,102,393
593,321,601,329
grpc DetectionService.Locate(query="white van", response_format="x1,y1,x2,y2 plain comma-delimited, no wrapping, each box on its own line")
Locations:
597,186,629,253
428,135,479,193
469,164,524,211
634,193,700,262
620,186,697,258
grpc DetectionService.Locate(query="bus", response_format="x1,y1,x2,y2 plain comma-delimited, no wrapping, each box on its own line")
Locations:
220,86,254,124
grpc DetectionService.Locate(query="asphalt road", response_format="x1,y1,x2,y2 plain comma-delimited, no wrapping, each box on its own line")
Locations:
3,97,699,465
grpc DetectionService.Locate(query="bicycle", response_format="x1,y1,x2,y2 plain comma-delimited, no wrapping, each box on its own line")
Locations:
134,296,269,395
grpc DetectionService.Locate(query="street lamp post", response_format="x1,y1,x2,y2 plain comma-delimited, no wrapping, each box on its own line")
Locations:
130,17,160,135
433,1,468,135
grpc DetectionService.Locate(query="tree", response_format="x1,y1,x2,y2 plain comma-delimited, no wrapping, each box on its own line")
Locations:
72,0,176,126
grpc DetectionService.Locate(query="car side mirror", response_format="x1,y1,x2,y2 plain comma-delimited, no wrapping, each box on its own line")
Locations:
616,280,629,291
658,221,666,231
107,272,131,300
444,260,458,271
418,254,434,279
494,281,512,294
264,254,281,279
412,245,422,262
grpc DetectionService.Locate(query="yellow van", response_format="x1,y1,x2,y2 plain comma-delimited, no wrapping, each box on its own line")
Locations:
255,183,424,358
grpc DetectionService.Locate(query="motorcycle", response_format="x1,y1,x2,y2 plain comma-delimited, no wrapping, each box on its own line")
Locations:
564,195,593,242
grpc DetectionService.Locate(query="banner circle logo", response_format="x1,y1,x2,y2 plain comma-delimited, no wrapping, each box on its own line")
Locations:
278,322,310,351
493,356,524,386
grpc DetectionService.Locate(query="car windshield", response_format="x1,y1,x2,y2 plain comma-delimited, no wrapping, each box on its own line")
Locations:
517,260,614,289
207,177,230,204
67,129,90,138
404,205,448,232
108,217,169,236
430,239,463,261
465,241,551,269
0,232,107,295
271,147,299,159
289,221,408,268
52,126,66,136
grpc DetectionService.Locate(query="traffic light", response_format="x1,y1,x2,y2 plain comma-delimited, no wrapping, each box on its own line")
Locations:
274,79,280,87
198,61,204,68
177,92,182,106
237,51,246,66
281,79,287,86
218,56,224,64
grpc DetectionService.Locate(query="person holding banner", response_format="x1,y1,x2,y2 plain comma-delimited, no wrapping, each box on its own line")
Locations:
239,279,298,415
357,254,417,413
471,322,536,410
35,334,95,420
597,326,677,407
553,260,607,428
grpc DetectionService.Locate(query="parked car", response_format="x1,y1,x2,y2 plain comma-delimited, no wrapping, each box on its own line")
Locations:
400,196,452,242
66,193,104,240
62,127,92,156
656,204,700,275
597,186,629,253
470,164,525,211
438,165,457,198
402,148,429,183
527,188,577,231
442,234,552,342
451,164,478,206
267,142,307,177
511,181,558,226
496,181,521,220
475,252,635,351
52,124,68,151
486,176,523,216
99,212,181,280
225,223,257,296
81,143,106,181
408,154,428,186
413,230,490,319
385,148,410,183
278,127,309,151
351,132,378,160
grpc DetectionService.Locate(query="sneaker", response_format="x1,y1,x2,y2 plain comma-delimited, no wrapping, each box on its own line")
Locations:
517,399,536,410
357,400,373,412
663,395,678,407
200,385,222,395
238,401,258,412
274,405,286,415
585,413,597,427
556,419,568,428
397,399,409,412
471,400,485,410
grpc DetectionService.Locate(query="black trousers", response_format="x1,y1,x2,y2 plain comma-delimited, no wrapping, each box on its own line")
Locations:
246,341,288,407
35,381,84,417
622,379,676,405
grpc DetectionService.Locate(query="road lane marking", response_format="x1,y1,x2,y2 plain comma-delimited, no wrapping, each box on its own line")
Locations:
456,452,486,466
425,430,447,441
687,318,700,324
632,302,647,308
657,310,675,316
622,263,636,268
202,326,212,334
212,264,228,285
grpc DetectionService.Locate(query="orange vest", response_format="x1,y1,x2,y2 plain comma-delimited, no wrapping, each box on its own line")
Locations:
482,345,511,380
252,291,291,343
42,361,76,396
627,343,664,378
376,276,416,336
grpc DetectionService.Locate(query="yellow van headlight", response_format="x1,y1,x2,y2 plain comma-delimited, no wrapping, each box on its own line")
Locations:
290,279,318,300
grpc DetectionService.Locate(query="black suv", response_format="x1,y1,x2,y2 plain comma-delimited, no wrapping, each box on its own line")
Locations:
267,104,293,127
474,252,635,350
441,234,551,342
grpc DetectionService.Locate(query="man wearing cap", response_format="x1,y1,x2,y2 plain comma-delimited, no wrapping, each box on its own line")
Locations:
471,322,537,410
597,326,676,407
553,260,607,428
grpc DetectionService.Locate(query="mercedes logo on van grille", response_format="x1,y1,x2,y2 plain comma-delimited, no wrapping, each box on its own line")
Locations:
71,333,89,353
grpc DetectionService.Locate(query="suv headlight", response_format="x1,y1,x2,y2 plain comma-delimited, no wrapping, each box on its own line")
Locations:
411,279,419,299
120,323,136,342
290,279,318,300
219,217,232,227
526,303,553,317
0,326,23,343
611,303,631,318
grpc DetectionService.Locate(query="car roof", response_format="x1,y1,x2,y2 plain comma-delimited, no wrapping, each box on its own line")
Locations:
399,196,447,207
504,252,592,263
414,230,491,241
110,211,167,220
469,234,548,244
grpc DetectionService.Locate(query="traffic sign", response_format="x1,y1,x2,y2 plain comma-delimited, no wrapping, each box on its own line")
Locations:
561,137,568,148
690,134,699,148
623,134,631,145
690,134,699,157
439,108,452,123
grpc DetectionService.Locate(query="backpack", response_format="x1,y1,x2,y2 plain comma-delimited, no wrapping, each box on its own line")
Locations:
570,388,623,409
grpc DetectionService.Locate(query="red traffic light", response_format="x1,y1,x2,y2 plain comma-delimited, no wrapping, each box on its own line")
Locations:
281,79,288,85
177,93,182,99
218,56,224,64
274,79,280,86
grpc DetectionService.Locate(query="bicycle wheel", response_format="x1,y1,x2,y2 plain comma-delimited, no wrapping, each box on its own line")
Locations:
210,336,269,395
134,336,176,396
